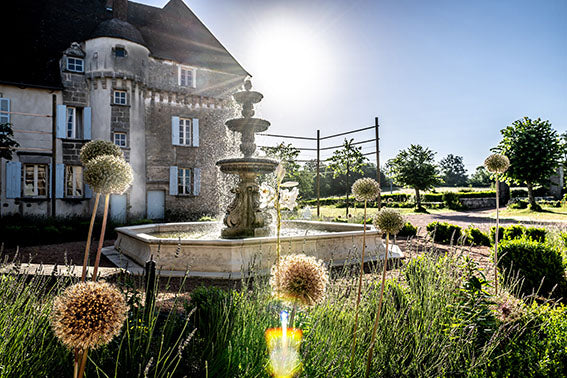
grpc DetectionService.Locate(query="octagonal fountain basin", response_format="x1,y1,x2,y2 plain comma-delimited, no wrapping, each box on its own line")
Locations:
111,220,403,279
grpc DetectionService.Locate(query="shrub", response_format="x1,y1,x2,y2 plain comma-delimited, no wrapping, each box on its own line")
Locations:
490,225,547,244
509,199,529,209
498,238,567,299
525,227,546,243
442,192,464,210
466,227,491,246
426,221,463,244
504,225,526,240
398,222,418,238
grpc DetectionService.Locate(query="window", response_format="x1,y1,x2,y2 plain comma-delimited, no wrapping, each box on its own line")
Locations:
179,66,195,87
65,165,83,197
178,118,193,145
178,168,193,195
23,164,47,197
114,46,127,57
113,90,127,105
66,57,84,73
0,98,9,124
66,107,76,138
113,132,127,147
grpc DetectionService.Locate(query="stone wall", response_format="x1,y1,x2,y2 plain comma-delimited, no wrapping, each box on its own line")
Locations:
460,198,496,209
62,140,85,165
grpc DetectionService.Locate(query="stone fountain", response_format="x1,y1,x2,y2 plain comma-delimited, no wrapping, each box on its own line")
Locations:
216,80,278,239
106,81,403,278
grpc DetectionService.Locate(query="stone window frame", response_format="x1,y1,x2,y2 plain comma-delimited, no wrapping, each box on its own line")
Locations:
113,90,128,106
178,65,196,88
65,165,84,198
65,106,84,139
113,132,127,147
177,167,193,196
23,163,48,198
66,57,84,73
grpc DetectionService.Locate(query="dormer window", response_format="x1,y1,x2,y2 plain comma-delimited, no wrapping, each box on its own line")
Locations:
114,46,127,58
179,66,196,88
66,57,84,73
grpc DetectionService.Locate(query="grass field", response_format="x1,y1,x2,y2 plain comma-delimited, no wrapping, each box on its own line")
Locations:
308,205,453,222
494,205,567,222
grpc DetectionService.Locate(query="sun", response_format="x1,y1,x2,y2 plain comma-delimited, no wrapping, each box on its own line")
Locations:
245,19,333,104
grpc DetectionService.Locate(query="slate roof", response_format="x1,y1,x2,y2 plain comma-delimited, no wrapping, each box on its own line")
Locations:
1,0,249,90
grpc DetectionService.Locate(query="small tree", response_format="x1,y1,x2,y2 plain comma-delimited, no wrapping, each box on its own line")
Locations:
439,154,468,187
387,144,441,210
327,138,368,216
260,142,300,179
0,123,20,160
494,117,563,209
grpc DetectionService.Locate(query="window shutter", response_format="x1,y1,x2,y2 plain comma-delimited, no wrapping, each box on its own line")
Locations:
192,118,199,147
56,164,64,199
169,166,178,195
83,107,92,139
56,105,67,138
49,163,53,198
193,168,201,196
0,98,11,123
171,116,180,145
6,161,21,198
85,183,92,198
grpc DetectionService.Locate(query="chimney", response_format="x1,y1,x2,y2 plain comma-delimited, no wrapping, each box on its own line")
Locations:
113,0,128,21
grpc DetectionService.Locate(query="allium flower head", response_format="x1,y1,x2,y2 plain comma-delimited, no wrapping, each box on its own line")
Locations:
80,140,124,165
270,254,329,306
484,154,510,174
351,178,380,202
51,281,128,350
373,208,404,235
84,155,133,194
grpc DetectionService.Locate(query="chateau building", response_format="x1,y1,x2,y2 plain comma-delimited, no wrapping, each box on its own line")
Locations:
1,0,248,221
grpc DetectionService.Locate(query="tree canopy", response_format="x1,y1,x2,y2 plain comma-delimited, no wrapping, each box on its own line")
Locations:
439,154,468,187
493,117,563,207
0,123,19,160
387,144,441,209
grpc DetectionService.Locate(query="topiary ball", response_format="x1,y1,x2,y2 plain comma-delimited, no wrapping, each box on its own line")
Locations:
351,178,380,202
84,155,133,194
373,208,404,235
80,140,124,165
484,154,510,174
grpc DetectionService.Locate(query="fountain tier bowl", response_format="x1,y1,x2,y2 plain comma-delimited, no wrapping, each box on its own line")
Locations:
112,221,403,278
216,157,279,175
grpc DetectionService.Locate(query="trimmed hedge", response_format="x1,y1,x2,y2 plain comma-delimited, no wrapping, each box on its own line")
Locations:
398,222,418,238
426,221,464,244
498,238,567,299
490,225,546,244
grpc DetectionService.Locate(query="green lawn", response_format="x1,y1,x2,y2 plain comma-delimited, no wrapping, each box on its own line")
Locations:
307,205,453,222
495,206,567,222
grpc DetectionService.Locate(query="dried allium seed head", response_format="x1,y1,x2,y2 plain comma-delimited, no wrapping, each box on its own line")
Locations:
484,154,510,174
351,178,380,202
270,254,329,306
51,281,128,350
79,140,124,165
373,208,404,235
84,155,133,194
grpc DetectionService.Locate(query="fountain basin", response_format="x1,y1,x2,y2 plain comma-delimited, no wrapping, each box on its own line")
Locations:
112,221,403,278
225,118,270,134
216,157,279,175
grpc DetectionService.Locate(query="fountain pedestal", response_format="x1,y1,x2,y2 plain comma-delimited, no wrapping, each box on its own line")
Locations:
216,81,278,239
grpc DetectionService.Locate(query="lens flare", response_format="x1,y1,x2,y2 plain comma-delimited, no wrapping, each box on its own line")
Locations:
265,314,303,378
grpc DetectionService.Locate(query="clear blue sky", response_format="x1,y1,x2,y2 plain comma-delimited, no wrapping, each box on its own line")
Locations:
138,0,566,174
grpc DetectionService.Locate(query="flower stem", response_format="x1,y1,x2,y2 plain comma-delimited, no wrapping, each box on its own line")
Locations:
350,200,367,371
365,232,390,378
81,193,100,282
77,349,88,378
92,194,110,281
494,177,500,295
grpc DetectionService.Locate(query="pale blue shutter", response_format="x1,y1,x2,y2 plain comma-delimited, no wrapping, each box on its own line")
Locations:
85,183,92,198
192,118,199,147
171,116,180,145
0,98,11,123
193,168,201,195
169,166,178,195
6,161,21,198
83,107,92,139
56,164,64,199
56,105,67,138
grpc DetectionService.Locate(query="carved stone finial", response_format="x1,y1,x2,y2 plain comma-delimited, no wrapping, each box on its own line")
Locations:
244,80,252,91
